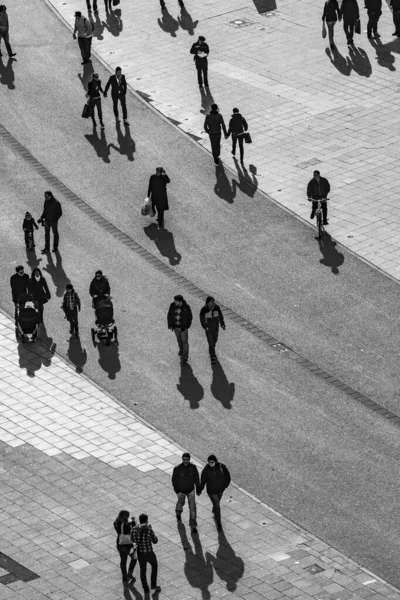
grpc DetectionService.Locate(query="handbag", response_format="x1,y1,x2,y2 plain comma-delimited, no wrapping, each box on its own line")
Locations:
119,524,132,546
141,197,155,217
355,19,361,34
82,101,92,119
322,22,327,39
243,132,252,144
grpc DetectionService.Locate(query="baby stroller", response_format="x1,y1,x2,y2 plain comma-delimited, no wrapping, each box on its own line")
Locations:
15,294,39,343
91,296,118,346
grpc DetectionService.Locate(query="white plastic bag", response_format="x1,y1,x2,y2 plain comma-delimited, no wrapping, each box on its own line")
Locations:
141,197,155,217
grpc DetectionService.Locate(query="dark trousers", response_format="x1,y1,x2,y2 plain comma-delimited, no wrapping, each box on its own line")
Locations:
112,95,127,120
91,97,103,125
44,221,59,250
34,301,44,324
24,230,35,246
104,0,112,10
367,11,381,35
393,10,400,34
206,329,219,358
138,551,158,592
326,20,336,45
78,36,92,63
311,200,328,222
343,20,355,43
232,133,244,160
0,31,13,56
65,307,79,332
196,65,208,86
86,0,98,10
209,133,221,163
118,545,136,580
153,206,164,227
208,492,223,527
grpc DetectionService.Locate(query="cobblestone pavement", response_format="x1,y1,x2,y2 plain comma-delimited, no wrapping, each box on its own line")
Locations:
48,0,400,280
1,310,400,600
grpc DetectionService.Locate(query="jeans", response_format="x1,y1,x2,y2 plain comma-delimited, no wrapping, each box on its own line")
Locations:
90,97,103,125
232,133,244,160
343,20,355,43
311,200,328,223
196,65,208,86
174,327,189,359
208,492,223,527
78,36,92,63
176,490,197,527
206,329,218,358
138,551,158,592
112,95,127,120
153,207,164,227
24,230,35,246
65,307,79,332
86,0,98,10
118,545,136,580
0,30,13,56
367,11,381,35
326,20,336,45
104,0,112,10
209,133,222,163
44,220,59,250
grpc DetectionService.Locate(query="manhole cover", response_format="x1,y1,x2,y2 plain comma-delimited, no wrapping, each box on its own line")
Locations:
229,18,255,27
305,564,325,575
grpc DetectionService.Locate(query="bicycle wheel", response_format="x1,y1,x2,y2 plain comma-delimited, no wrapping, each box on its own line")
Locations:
317,212,323,240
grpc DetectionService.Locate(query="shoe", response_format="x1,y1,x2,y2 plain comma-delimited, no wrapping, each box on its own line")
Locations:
231,151,235,156
214,160,219,166
41,248,50,254
52,248,58,252
70,327,73,334
310,212,315,220
204,84,209,88
151,586,161,592
217,525,222,532
93,121,97,127
81,60,88,65
127,575,136,583
323,220,329,225
124,119,129,125
375,32,380,37
211,356,216,364
115,117,121,123
181,356,188,363
192,527,198,534
330,43,335,49
178,350,182,356
9,53,16,57
100,122,105,128
176,514,182,521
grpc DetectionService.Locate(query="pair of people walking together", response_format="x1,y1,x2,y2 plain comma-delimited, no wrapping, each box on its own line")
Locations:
85,68,129,128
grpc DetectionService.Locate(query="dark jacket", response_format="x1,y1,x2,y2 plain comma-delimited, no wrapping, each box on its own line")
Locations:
113,519,133,548
323,0,341,21
104,74,127,97
23,217,39,231
227,113,248,136
0,11,9,32
190,41,209,67
199,304,225,332
87,79,104,100
204,111,227,136
89,276,110,298
390,0,400,9
147,173,170,211
365,0,381,12
340,0,360,21
200,462,231,495
307,176,330,199
167,300,193,330
39,196,62,224
172,463,200,494
10,273,30,303
30,274,51,305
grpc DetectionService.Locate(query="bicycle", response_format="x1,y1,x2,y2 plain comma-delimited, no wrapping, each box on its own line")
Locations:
309,198,329,241
25,230,35,251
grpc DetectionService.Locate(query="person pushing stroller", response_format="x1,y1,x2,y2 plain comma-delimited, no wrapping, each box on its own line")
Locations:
89,270,110,307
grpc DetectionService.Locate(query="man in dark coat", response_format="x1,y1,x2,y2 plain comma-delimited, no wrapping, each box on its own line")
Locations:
307,170,331,225
199,455,231,532
227,108,248,163
190,35,209,87
0,5,16,58
89,270,110,306
365,0,382,37
204,104,227,166
340,0,360,45
167,294,192,362
172,453,200,533
38,191,63,254
147,166,170,228
199,296,225,364
10,265,30,319
104,67,129,125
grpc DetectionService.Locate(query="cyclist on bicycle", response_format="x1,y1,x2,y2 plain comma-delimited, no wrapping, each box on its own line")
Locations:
307,170,330,225
23,211,39,248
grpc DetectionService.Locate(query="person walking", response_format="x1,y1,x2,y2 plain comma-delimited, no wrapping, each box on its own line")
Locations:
322,0,342,49
365,0,382,37
87,73,105,128
0,5,16,58
199,296,225,364
38,191,63,254
199,455,231,532
113,510,137,583
73,11,93,65
307,170,330,225
10,266,30,319
147,166,170,228
167,294,193,363
340,0,360,45
204,104,227,166
227,108,248,164
104,67,129,125
172,453,200,534
132,514,161,596
23,212,39,248
29,268,51,325
190,35,209,87
89,270,110,306
62,283,81,336
390,0,400,35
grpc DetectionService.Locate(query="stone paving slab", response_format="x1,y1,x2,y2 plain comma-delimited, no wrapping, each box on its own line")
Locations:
0,310,399,600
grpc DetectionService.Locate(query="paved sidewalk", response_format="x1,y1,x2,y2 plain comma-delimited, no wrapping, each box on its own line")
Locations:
0,310,400,600
48,0,400,281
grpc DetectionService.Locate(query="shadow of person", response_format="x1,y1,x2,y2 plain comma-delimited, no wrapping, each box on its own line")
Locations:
177,4,199,35
123,580,144,600
90,11,106,40
85,126,111,163
232,159,258,198
42,251,71,297
210,361,235,410
369,37,396,70
199,85,215,116
67,335,87,374
102,8,123,36
325,47,352,75
143,224,182,265
97,340,121,379
0,56,15,89
319,232,344,275
158,7,179,37
78,61,95,91
348,44,372,77
214,162,235,204
178,522,213,600
209,530,244,593
108,123,136,161
25,245,42,271
19,323,57,377
176,362,204,409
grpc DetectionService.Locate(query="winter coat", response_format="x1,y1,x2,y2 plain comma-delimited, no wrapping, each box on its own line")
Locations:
365,0,381,12
200,462,231,495
340,0,360,21
30,275,51,305
322,0,341,21
227,113,248,136
307,177,330,199
190,41,209,67
39,197,62,224
89,276,110,298
0,12,9,32
204,111,227,136
167,301,193,331
147,174,170,211
199,304,225,333
10,273,30,303
172,463,200,494
87,79,104,100
23,217,39,231
74,16,93,38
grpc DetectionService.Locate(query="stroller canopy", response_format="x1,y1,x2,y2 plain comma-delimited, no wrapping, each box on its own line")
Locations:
95,298,114,324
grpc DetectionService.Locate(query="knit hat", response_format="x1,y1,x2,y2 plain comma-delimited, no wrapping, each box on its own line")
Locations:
207,454,217,462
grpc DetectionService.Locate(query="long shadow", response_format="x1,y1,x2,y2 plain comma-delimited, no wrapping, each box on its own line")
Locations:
214,162,235,204
348,44,372,77
18,324,57,377
232,160,258,198
78,61,94,91
177,4,199,35
102,8,123,36
97,340,121,379
210,361,235,410
319,232,344,275
143,223,182,265
25,245,42,271
0,56,16,89
42,251,71,297
178,522,213,600
124,580,143,600
199,85,215,116
176,362,204,409
108,123,135,161
158,7,179,37
67,335,87,374
325,47,352,76
369,37,396,70
85,126,111,163
90,11,107,40
208,530,244,593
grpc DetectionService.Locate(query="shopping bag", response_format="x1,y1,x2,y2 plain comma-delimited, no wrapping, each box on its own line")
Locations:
355,19,361,34
82,102,92,119
141,197,155,217
322,22,327,39
244,132,252,144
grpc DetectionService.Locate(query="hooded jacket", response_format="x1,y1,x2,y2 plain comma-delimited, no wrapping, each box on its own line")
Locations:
89,275,110,298
172,462,200,494
74,15,93,38
200,462,231,495
10,273,30,303
167,300,193,331
30,271,51,304
227,113,248,136
39,196,62,224
204,110,227,136
200,303,225,333
340,0,360,21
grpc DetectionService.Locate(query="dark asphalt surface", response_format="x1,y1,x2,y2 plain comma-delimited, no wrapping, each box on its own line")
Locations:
1,0,400,588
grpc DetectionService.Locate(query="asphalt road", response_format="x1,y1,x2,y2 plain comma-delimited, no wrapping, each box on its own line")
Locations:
1,0,400,588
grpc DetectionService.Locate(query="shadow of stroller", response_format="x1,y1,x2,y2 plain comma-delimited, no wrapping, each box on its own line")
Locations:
78,61,94,91
42,251,70,297
178,522,213,600
85,126,111,163
176,362,204,409
232,160,258,198
108,123,135,161
211,361,235,409
319,232,344,275
158,7,179,37
18,324,57,377
102,8,123,36
209,530,245,592
0,56,15,89
369,37,396,71
177,4,199,35
67,335,87,374
214,162,235,204
325,47,352,75
200,85,215,116
348,44,372,77
143,223,182,265
97,339,121,379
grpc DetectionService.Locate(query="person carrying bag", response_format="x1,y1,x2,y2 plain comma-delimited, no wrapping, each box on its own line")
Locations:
113,510,137,583
227,107,249,163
